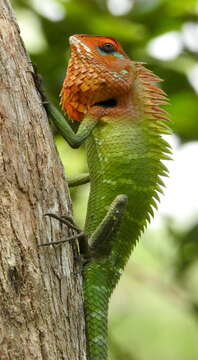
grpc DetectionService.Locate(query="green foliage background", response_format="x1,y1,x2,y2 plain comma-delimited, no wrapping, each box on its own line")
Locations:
13,1,198,359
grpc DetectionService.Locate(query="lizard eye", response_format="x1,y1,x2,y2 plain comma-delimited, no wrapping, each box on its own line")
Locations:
99,43,115,54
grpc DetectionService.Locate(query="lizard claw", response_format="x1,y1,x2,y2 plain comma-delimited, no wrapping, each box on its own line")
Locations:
44,213,82,233
38,213,85,247
38,232,84,247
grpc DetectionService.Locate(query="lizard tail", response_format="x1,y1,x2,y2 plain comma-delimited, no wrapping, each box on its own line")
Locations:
83,262,115,360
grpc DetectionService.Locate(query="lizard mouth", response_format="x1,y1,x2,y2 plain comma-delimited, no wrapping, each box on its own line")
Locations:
93,98,117,108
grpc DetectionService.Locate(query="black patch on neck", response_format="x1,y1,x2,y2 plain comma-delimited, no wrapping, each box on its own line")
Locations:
94,98,117,108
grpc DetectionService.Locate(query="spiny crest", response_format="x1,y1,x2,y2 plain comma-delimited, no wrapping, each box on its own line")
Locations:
135,63,170,132
134,63,172,225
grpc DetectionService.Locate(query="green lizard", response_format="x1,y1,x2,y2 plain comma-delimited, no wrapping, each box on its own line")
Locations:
46,34,171,360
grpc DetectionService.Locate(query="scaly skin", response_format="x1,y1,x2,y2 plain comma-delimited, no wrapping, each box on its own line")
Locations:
55,35,171,360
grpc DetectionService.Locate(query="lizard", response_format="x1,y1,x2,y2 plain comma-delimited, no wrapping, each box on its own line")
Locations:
46,34,171,360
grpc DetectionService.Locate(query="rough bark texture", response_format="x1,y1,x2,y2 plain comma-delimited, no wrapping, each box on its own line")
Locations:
0,1,86,359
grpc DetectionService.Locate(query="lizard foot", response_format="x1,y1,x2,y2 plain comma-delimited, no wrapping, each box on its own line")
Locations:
39,213,85,247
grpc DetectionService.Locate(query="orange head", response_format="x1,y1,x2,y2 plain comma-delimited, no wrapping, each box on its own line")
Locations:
60,34,133,121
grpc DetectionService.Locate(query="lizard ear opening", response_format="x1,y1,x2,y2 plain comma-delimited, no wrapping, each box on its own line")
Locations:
94,98,117,108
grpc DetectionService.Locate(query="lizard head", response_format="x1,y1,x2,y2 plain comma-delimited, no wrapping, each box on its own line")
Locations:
60,34,133,121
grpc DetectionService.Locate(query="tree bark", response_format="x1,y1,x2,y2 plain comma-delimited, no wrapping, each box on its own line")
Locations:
0,1,86,359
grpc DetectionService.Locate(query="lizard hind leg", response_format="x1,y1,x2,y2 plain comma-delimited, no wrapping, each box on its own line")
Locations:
89,194,128,260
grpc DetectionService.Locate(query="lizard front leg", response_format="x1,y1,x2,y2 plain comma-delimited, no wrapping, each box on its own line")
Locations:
49,104,98,148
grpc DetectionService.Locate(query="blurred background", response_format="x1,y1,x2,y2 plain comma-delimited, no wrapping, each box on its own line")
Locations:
13,0,198,359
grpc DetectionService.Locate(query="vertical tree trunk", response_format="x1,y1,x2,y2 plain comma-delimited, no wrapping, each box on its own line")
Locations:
0,1,86,359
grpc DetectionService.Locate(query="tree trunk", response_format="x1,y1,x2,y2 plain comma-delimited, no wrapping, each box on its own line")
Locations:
0,1,86,359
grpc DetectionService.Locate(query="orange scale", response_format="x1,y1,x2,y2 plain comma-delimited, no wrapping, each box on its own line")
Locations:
80,83,90,92
75,78,83,86
91,84,100,91
71,102,79,109
77,104,87,113
69,85,79,94
61,93,68,103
